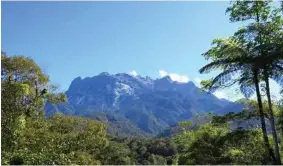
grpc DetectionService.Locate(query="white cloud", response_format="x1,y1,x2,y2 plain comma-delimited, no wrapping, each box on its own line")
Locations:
213,91,228,99
159,70,168,77
129,70,138,77
159,70,189,83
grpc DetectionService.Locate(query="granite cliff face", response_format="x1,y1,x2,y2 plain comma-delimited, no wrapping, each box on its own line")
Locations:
45,72,242,136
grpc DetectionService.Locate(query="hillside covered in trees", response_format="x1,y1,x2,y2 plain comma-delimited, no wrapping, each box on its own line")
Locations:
1,1,283,165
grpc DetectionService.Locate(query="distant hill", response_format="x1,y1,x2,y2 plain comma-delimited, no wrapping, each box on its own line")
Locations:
45,72,243,136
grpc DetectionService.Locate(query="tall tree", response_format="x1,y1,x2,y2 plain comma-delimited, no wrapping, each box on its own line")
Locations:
1,52,66,152
226,1,282,164
199,37,276,163
229,3,283,163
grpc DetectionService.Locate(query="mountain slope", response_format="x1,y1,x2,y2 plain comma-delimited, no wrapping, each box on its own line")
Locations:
45,72,243,136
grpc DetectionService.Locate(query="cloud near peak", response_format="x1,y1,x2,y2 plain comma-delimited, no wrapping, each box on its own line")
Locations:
129,70,138,77
129,70,234,100
213,91,227,99
159,70,189,83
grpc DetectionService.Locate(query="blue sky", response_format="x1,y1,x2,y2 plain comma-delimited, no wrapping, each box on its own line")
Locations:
2,2,282,101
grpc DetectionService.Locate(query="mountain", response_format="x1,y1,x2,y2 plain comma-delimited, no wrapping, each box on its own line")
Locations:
45,72,243,136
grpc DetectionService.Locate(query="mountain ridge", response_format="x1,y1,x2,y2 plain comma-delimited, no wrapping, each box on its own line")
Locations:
45,72,243,136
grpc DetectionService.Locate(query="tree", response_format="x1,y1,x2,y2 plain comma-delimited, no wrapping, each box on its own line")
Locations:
174,123,230,164
222,129,272,165
100,141,133,165
200,1,283,163
260,38,283,166
227,2,283,163
199,37,276,163
2,114,108,165
1,52,66,118
1,52,66,159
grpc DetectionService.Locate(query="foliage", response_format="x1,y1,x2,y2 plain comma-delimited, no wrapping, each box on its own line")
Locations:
200,1,283,164
174,122,274,165
2,114,108,165
1,52,67,153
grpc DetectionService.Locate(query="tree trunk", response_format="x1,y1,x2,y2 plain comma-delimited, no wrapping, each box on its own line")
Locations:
263,69,282,165
254,2,277,164
253,70,276,164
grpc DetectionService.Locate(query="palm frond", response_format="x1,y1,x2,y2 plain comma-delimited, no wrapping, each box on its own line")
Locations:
203,38,248,61
199,56,250,74
199,60,228,74
240,80,255,99
237,70,255,99
207,68,239,92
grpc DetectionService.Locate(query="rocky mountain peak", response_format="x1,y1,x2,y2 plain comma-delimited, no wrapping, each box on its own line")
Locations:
99,72,111,76
46,72,242,136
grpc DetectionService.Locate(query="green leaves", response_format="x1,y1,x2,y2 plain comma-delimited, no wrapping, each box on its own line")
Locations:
46,92,67,104
1,53,68,164
178,121,192,128
200,2,283,163
203,38,248,62
200,79,213,92
2,115,109,165
1,53,67,118
173,119,274,165
226,1,271,22
20,83,30,95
